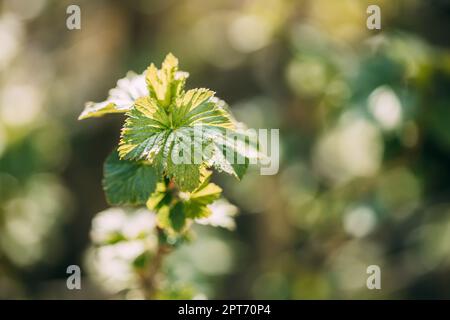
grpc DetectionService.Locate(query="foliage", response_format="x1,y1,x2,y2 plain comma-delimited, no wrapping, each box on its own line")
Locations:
79,53,256,298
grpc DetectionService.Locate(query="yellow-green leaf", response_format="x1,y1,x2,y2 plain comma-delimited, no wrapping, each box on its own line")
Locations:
79,71,147,120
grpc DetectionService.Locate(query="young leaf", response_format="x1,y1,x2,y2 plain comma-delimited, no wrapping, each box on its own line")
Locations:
119,86,258,191
146,182,171,210
168,202,186,232
183,182,222,219
156,203,188,234
79,71,147,120
148,172,221,233
177,170,222,219
103,151,158,205
166,160,202,193
146,53,189,108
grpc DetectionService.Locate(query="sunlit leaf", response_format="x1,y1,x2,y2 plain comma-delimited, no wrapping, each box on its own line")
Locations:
103,151,158,205
183,176,222,219
119,85,258,191
146,182,171,210
156,203,188,233
79,71,147,120
146,53,189,108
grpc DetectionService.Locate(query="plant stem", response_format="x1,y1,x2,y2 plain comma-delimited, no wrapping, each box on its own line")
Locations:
139,178,177,299
140,227,171,299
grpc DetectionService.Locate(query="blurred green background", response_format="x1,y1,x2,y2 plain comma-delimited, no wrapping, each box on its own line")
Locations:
1,0,450,299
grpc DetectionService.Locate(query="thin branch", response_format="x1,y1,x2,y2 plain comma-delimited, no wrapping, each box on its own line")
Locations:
139,228,171,299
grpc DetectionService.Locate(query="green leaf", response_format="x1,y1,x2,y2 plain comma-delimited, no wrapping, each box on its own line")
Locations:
171,88,231,127
146,53,189,108
103,151,158,205
148,172,221,232
189,181,222,205
119,86,259,191
203,130,253,180
167,161,202,193
169,202,186,232
79,71,147,120
156,203,187,233
181,171,222,219
184,184,222,219
146,182,170,210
